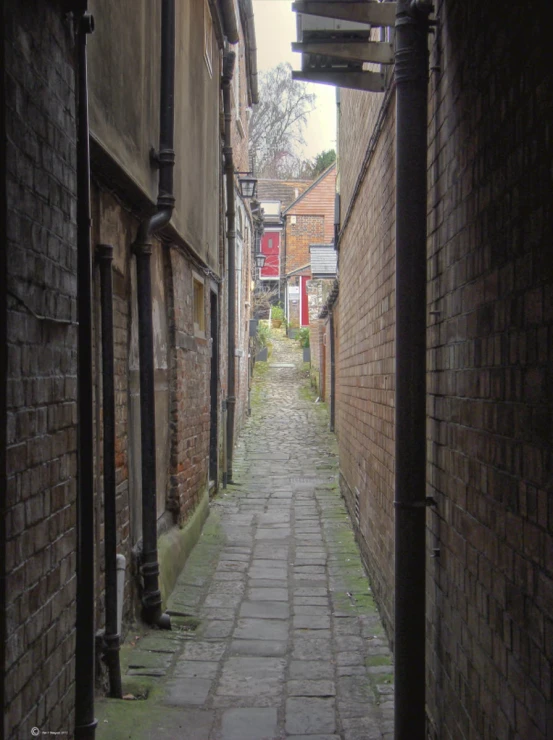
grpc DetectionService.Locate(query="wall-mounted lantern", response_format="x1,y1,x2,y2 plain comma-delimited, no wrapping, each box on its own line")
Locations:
237,172,258,199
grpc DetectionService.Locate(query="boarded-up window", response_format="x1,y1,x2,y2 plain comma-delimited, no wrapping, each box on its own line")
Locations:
193,274,205,335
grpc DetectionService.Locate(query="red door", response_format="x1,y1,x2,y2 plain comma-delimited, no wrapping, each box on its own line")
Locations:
260,231,280,279
301,275,309,327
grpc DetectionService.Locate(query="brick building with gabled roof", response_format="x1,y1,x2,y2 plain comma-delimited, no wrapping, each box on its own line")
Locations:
281,164,337,327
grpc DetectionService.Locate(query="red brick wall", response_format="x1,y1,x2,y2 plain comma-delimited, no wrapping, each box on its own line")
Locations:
286,165,336,243
4,4,79,735
285,215,324,276
284,165,337,278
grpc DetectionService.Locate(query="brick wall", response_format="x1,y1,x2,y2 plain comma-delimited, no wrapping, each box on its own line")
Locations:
4,3,78,735
285,215,324,276
285,165,336,244
308,281,334,393
337,87,396,633
336,1,553,737
425,2,552,737
165,248,213,521
90,185,142,629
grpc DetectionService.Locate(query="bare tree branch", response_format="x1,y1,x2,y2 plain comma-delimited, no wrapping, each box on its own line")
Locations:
249,63,316,179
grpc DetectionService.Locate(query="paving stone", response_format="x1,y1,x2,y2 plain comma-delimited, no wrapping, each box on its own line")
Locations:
285,697,336,735
204,593,242,608
288,680,336,697
208,580,246,595
289,660,334,680
248,579,288,590
287,736,340,740
202,620,234,639
212,571,246,581
144,708,215,740
294,587,328,597
182,641,226,661
293,604,330,616
217,657,285,697
249,587,288,601
293,615,330,630
255,528,291,540
335,635,365,653
220,707,278,740
292,637,333,661
199,607,238,621
336,651,366,666
294,596,329,607
248,567,288,580
163,677,212,706
172,660,219,679
239,601,290,619
233,617,288,641
228,639,288,657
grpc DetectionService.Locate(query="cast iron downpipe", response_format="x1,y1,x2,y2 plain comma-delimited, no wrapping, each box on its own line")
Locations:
97,244,123,697
393,1,431,738
74,9,97,740
132,0,175,629
329,310,336,432
222,50,237,483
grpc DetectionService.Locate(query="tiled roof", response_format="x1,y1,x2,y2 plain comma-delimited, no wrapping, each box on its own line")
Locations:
283,164,336,215
257,179,312,210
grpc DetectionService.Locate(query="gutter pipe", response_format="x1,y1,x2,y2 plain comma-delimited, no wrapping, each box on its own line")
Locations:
97,244,122,698
329,310,336,432
132,0,175,629
74,10,97,739
220,0,239,44
393,1,431,738
242,0,259,104
222,50,237,483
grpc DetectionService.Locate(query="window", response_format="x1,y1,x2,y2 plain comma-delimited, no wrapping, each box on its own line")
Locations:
204,0,213,77
193,273,205,335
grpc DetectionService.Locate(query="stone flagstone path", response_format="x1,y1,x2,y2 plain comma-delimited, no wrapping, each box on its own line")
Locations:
97,331,394,739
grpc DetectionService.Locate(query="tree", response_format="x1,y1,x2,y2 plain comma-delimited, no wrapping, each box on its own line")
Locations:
311,149,336,178
249,63,316,179
295,149,337,180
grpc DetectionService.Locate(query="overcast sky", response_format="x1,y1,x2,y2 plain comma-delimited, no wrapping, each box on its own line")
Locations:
253,0,337,160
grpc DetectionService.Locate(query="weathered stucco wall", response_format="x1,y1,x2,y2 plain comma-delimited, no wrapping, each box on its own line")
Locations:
88,0,160,203
88,0,221,272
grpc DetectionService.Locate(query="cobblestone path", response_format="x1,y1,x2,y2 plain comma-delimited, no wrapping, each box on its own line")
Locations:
97,331,394,739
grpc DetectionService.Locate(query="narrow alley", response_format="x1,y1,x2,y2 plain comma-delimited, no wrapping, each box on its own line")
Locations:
96,333,393,740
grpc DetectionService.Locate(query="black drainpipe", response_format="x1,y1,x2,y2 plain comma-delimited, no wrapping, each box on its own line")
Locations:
132,0,175,629
222,50,237,483
97,244,122,697
329,310,336,432
74,9,97,740
393,1,431,738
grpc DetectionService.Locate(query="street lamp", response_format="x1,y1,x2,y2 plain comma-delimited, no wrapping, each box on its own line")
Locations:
237,172,257,199
254,252,266,270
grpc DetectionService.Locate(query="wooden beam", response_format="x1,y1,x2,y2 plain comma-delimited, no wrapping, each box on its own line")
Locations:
292,69,386,92
292,1,397,28
292,40,394,65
